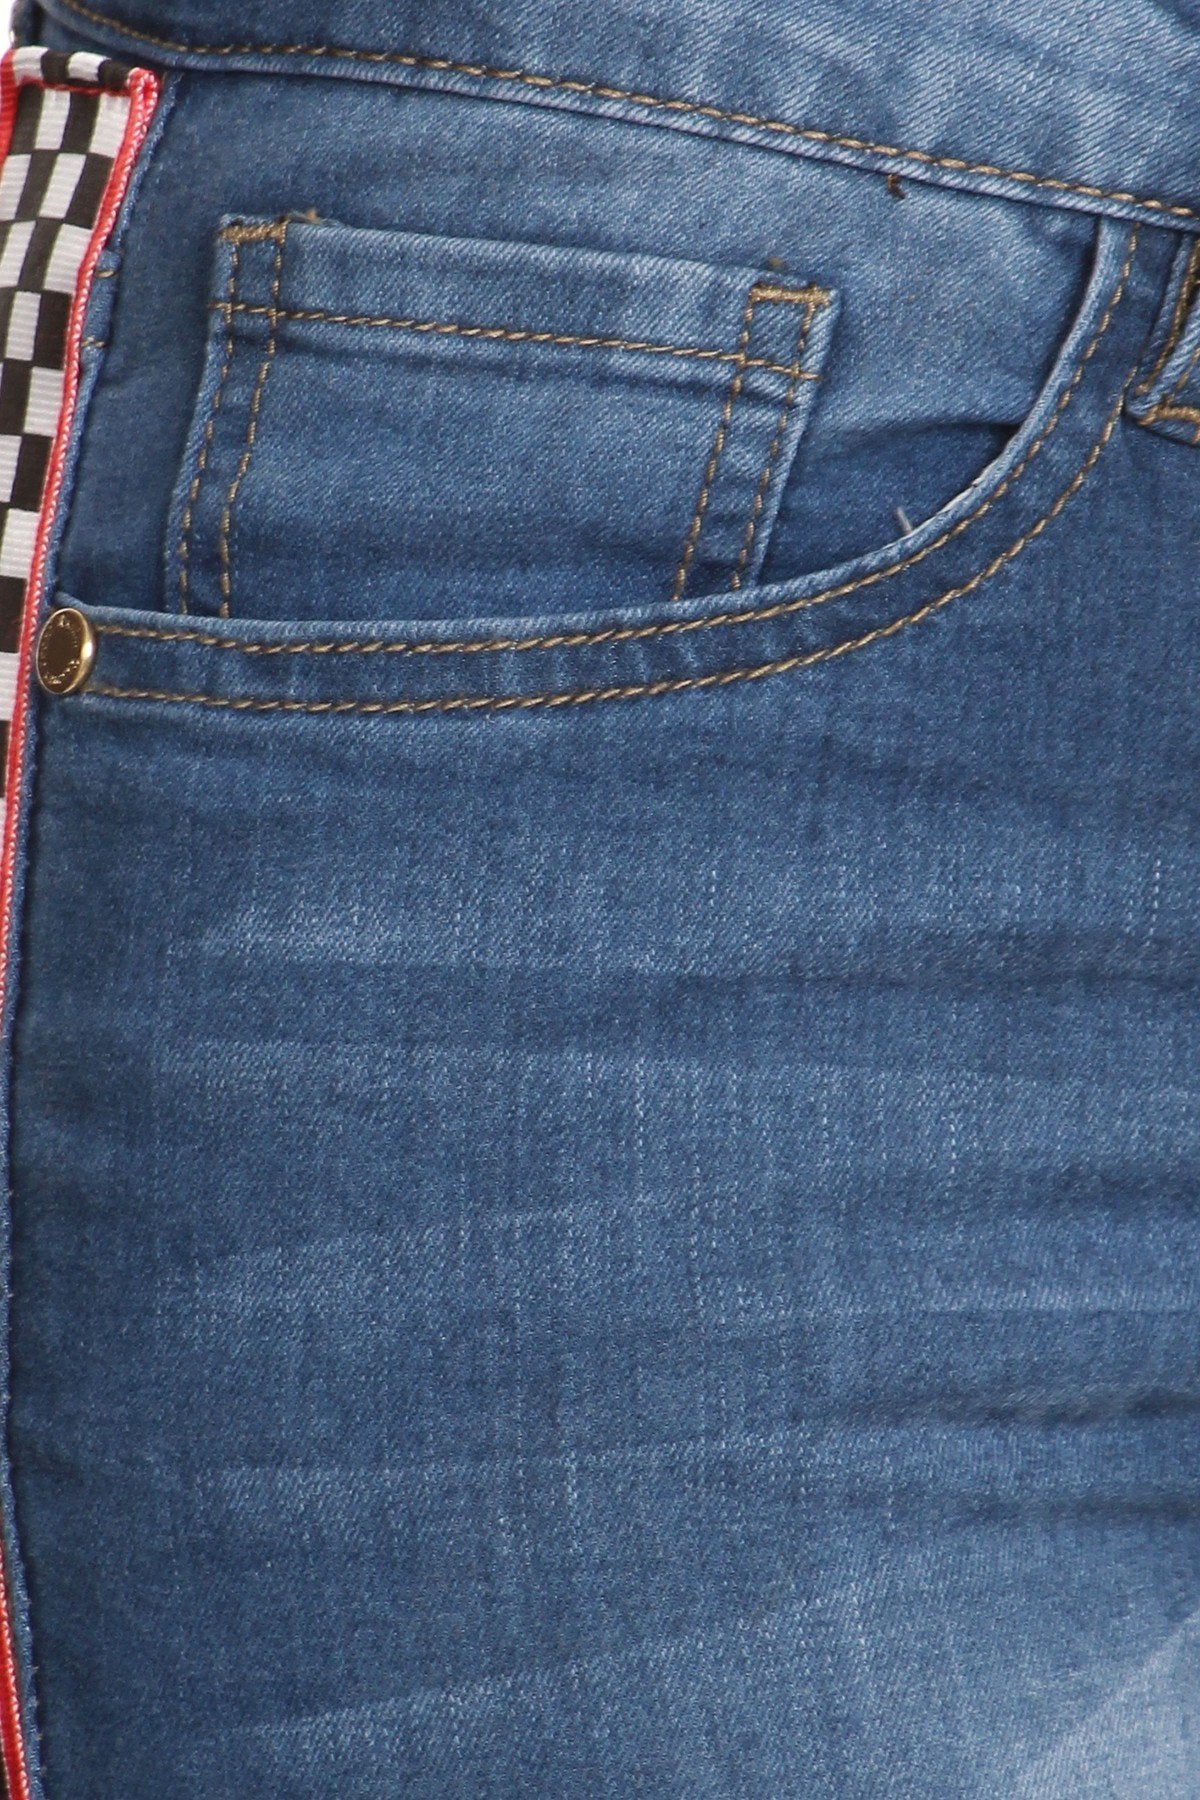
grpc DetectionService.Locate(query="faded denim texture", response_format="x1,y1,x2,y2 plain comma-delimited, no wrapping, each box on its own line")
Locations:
3,1,1200,1794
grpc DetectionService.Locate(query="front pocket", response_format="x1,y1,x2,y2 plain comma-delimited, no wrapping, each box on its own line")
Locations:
168,216,839,622
80,216,1165,723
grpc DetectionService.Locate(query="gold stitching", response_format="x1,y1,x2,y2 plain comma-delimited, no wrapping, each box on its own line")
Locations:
1141,299,1200,424
671,287,758,603
729,298,819,591
81,370,1134,718
1132,238,1200,398
99,227,1140,659
220,220,288,244
216,224,287,618
176,238,239,612
212,297,827,378
49,0,1200,225
749,283,824,305
1144,397,1200,428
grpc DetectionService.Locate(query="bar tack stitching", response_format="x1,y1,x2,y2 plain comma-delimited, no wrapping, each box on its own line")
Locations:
47,0,1200,224
99,229,1139,659
216,222,286,617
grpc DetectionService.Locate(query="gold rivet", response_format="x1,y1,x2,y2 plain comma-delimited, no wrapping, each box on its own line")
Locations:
35,606,96,697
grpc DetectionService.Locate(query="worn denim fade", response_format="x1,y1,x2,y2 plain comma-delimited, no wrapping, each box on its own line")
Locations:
1,1,1198,1794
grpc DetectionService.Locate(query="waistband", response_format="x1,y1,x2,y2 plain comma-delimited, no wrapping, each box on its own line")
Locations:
26,0,1200,236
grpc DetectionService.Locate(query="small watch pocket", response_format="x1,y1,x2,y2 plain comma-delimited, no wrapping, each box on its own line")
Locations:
167,215,837,622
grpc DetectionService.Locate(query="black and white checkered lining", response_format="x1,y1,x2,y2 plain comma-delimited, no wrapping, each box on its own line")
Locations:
0,48,135,795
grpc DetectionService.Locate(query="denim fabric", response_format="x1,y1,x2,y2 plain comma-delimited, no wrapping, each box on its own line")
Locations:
167,221,840,620
27,0,1200,231
4,3,1200,1796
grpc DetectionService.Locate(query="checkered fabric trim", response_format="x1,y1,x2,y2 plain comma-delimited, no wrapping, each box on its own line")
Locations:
0,47,146,799
0,49,159,1800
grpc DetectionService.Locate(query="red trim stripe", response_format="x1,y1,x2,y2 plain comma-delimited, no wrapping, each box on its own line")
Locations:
0,53,160,1800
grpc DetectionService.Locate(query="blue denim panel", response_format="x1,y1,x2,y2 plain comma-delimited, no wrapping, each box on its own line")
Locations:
3,7,1200,1800
14,417,1200,1797
8,194,1200,1800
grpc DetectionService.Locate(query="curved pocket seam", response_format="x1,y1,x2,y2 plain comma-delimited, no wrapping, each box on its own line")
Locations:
138,225,1138,658
86,354,1135,715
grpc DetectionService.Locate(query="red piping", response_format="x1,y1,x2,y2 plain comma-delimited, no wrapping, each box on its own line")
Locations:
0,54,160,1800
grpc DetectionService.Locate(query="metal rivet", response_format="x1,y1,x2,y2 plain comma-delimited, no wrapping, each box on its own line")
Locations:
35,606,96,697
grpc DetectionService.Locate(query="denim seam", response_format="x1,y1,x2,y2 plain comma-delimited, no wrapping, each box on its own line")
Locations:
84,368,1133,714
45,0,1200,225
1144,250,1200,423
217,222,286,617
1132,238,1200,399
1141,331,1200,433
211,298,826,379
100,227,1139,657
176,238,239,612
670,285,759,603
729,296,820,591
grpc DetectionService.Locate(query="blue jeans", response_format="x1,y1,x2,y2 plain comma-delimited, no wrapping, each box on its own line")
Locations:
0,1,1198,1793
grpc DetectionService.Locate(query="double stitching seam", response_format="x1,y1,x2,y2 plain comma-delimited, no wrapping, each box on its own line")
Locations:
1132,238,1200,399
672,281,825,602
216,222,287,617
103,228,1140,660
82,368,1137,717
176,238,239,611
670,286,759,603
1135,240,1200,436
1144,346,1200,434
1159,335,1200,410
210,297,825,379
1143,327,1200,438
730,295,820,592
48,0,1200,225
